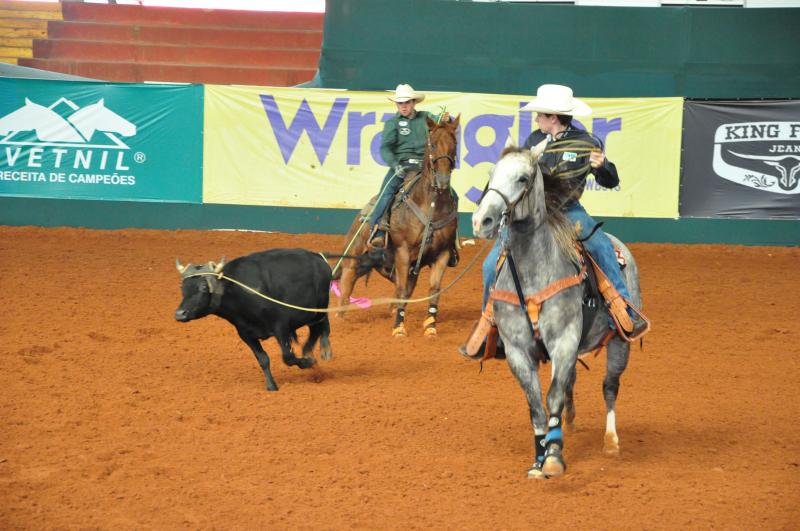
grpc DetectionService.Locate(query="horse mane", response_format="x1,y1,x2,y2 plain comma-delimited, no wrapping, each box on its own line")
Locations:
501,147,578,261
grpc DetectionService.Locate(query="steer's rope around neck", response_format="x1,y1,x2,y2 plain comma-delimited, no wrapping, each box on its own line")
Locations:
183,238,492,314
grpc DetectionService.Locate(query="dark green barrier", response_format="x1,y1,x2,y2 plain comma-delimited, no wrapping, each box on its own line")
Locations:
320,0,800,98
2,197,797,246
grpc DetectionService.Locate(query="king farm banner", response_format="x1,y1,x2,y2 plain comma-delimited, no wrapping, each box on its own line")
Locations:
204,86,682,218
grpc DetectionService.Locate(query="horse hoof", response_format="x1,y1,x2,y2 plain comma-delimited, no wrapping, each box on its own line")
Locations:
563,420,576,434
392,326,407,337
320,349,333,361
527,461,547,480
424,327,437,337
542,456,565,478
603,432,620,456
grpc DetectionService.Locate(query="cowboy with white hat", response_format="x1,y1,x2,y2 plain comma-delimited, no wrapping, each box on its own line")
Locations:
366,83,458,266
476,83,646,350
387,83,426,104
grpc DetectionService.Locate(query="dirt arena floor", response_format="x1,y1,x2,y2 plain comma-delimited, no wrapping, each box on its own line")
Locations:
1,225,799,529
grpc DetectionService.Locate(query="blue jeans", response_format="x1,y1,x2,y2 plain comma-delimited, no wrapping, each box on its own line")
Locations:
564,201,631,302
369,168,403,228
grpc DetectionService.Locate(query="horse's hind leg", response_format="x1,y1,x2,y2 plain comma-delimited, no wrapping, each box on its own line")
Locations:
603,338,630,456
336,264,357,319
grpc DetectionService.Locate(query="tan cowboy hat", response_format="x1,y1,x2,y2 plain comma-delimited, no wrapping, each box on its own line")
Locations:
387,84,425,103
520,84,592,116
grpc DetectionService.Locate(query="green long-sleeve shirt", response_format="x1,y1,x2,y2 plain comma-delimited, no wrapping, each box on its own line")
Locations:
379,110,436,168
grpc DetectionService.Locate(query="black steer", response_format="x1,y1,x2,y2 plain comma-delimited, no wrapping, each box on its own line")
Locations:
174,248,333,391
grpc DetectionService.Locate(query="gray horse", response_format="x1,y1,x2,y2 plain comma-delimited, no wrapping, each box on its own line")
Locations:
471,147,643,479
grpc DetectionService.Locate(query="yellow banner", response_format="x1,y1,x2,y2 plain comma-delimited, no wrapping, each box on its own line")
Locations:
204,86,682,218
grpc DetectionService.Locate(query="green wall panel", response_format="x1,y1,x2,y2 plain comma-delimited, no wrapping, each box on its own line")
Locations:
2,197,797,246
319,0,800,98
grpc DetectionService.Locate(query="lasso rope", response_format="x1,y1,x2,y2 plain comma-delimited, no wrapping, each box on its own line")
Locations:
184,238,493,314
330,166,403,277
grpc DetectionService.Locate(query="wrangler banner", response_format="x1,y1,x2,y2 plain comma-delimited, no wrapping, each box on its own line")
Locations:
681,100,800,219
204,86,682,218
0,78,203,203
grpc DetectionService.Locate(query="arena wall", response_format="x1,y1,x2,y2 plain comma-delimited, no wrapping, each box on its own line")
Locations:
319,0,800,98
0,0,800,245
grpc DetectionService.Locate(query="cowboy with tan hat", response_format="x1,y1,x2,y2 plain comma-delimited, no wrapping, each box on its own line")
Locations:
478,83,646,345
366,83,458,266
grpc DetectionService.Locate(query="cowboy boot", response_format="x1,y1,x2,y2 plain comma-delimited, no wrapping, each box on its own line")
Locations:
447,245,459,267
369,227,387,249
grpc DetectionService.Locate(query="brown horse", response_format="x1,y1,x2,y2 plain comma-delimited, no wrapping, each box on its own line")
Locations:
335,114,460,337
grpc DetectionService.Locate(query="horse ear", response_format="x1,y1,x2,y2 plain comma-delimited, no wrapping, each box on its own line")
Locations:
175,258,187,274
530,138,548,160
426,115,437,130
450,113,461,129
498,135,518,158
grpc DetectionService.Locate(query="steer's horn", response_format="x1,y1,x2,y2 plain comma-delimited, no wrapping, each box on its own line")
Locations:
175,258,187,274
214,257,225,274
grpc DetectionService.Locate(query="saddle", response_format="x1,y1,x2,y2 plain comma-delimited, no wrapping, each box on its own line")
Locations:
375,168,423,234
369,168,460,272
463,244,650,362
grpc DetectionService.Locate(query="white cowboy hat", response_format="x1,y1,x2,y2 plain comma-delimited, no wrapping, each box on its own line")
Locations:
520,84,592,116
387,84,425,103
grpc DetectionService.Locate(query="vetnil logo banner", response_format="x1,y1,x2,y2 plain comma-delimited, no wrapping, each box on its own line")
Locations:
204,86,682,218
681,100,800,219
0,78,203,203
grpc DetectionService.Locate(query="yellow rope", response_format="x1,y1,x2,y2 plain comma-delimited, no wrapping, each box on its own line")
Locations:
184,238,493,314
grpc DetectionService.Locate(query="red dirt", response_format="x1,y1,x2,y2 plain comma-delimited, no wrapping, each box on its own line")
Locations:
1,226,799,529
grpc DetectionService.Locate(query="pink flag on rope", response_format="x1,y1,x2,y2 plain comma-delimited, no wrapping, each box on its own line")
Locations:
330,281,372,309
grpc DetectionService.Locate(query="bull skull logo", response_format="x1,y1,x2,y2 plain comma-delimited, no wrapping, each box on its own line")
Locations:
728,151,800,192
712,121,800,195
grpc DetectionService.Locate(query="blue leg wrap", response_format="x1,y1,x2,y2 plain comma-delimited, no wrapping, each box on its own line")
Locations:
544,428,563,446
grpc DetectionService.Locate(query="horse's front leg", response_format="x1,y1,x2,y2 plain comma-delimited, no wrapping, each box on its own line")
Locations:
603,337,631,456
503,336,547,479
563,363,577,433
542,331,581,478
391,246,412,337
422,250,450,337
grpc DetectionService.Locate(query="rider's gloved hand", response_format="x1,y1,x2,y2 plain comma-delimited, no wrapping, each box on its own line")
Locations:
394,164,406,176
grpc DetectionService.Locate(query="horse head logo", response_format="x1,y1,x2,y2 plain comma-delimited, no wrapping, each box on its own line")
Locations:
67,98,136,141
0,97,136,146
0,98,84,142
